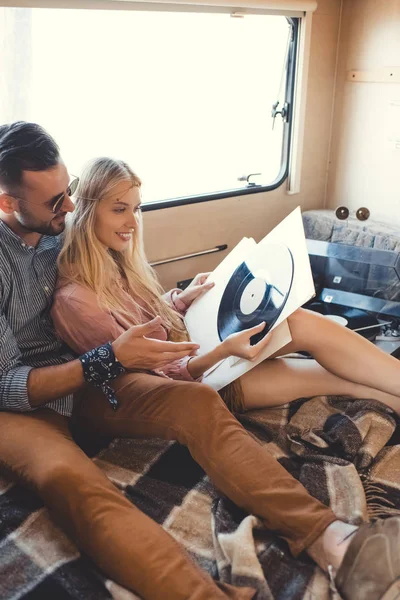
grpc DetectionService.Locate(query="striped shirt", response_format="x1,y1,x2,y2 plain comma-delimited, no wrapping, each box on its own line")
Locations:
0,219,75,416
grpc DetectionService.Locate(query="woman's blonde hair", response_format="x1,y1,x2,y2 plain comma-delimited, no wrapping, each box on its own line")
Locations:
58,157,187,341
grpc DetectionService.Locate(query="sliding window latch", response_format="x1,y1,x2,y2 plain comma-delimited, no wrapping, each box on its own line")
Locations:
237,173,262,187
271,101,289,129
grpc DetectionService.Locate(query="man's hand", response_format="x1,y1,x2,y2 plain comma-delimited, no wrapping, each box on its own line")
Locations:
112,316,199,370
177,273,214,308
221,322,273,361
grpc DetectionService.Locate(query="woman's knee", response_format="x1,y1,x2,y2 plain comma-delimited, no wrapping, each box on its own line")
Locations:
287,308,307,328
287,308,320,341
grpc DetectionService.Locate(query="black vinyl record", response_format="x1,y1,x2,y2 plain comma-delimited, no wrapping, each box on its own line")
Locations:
306,301,378,341
217,243,294,345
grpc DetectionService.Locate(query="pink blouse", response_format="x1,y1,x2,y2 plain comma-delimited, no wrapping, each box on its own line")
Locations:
51,281,200,382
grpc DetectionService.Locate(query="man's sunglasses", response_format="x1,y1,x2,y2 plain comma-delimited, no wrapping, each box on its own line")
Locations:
10,176,79,214
51,176,79,213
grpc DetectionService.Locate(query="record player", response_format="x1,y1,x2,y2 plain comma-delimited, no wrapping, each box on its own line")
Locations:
304,240,400,355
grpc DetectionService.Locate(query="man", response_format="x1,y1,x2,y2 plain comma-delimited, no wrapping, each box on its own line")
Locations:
0,121,398,600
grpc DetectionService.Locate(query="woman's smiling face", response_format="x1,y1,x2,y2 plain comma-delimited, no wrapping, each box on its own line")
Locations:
94,182,142,251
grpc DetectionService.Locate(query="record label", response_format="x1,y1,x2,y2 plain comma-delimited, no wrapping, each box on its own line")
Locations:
239,278,267,315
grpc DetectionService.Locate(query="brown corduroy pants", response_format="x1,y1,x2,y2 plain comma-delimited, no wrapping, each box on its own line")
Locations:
0,372,337,599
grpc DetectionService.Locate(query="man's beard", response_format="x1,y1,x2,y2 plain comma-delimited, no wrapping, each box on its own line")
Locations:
17,207,67,236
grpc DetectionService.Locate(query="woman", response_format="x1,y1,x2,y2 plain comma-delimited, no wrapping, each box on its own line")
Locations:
52,157,400,415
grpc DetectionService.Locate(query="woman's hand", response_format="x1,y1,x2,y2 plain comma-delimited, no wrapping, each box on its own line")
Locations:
221,322,273,361
186,321,274,379
177,273,214,308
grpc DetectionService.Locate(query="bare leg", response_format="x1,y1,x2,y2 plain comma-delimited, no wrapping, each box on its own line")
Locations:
268,308,400,410
240,356,400,411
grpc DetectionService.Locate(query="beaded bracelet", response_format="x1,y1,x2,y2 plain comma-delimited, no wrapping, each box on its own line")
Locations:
79,342,125,410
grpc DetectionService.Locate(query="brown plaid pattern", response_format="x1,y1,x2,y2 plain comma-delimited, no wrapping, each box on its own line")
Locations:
0,395,399,600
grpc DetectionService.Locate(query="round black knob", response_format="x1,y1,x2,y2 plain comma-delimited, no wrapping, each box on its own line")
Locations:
356,207,370,221
335,206,349,220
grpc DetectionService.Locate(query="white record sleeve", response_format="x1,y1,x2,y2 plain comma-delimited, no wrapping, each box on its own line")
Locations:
184,207,314,391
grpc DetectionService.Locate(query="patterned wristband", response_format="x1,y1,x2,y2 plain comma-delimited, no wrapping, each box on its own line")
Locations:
79,342,125,410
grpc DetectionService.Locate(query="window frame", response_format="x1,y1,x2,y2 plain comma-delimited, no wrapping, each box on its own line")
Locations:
141,16,299,212
0,4,300,210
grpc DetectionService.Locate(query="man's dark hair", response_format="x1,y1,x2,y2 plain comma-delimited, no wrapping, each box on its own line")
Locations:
0,121,60,190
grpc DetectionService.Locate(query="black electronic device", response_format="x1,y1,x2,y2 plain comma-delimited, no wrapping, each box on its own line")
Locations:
304,240,400,351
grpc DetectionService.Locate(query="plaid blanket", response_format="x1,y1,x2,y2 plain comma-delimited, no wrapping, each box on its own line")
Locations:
1,394,400,600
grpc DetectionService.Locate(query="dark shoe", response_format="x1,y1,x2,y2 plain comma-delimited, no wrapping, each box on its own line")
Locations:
335,517,400,600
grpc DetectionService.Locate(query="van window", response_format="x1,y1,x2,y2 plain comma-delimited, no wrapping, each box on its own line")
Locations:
0,7,298,207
